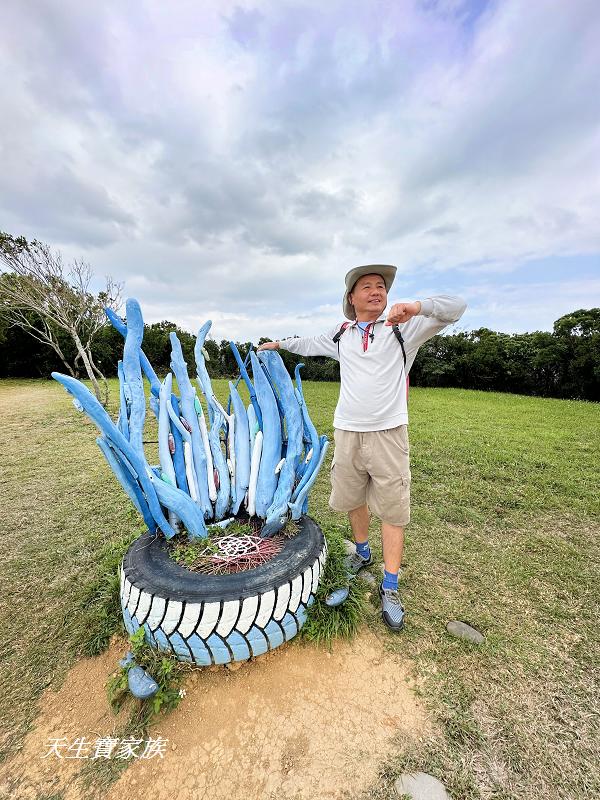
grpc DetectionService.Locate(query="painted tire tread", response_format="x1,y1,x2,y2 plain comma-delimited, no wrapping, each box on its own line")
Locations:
120,515,327,664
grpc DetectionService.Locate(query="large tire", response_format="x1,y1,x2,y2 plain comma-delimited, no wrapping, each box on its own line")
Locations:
120,516,327,665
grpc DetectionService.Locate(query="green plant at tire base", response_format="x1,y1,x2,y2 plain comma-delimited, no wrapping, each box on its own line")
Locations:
108,627,186,721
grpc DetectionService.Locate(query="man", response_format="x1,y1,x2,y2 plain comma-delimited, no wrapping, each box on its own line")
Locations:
258,265,466,631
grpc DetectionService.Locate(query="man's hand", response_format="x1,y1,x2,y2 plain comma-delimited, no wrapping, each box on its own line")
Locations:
257,341,280,351
385,301,421,326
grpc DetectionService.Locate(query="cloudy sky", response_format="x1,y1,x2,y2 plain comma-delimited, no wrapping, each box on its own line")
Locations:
1,0,599,343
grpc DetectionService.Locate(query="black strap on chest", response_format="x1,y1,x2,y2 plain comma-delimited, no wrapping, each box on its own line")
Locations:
333,322,406,367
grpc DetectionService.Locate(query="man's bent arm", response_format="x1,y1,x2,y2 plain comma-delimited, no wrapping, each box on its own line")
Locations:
401,295,467,372
417,295,467,325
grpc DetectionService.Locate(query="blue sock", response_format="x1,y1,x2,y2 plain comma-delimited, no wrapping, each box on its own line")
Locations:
382,569,398,591
356,540,371,561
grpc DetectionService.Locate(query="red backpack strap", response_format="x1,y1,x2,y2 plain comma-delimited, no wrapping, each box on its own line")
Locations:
332,321,350,350
332,321,350,343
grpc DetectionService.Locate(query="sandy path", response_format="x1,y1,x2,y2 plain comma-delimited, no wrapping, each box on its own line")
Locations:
1,631,430,800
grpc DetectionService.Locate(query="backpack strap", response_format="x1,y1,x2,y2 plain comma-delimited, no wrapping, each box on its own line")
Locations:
392,324,407,368
332,322,350,353
332,321,407,368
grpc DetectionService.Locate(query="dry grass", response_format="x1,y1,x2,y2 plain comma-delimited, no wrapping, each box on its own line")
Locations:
0,379,139,762
1,378,599,800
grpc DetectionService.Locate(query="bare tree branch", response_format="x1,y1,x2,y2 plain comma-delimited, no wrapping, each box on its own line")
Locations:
0,232,123,404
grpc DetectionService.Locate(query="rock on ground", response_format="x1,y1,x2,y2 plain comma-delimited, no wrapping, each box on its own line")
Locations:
394,771,450,799
446,620,485,644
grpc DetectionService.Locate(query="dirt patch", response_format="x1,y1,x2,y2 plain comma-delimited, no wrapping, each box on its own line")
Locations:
1,631,431,800
0,637,127,800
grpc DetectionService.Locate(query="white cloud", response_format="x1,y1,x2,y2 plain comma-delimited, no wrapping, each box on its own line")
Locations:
0,0,599,342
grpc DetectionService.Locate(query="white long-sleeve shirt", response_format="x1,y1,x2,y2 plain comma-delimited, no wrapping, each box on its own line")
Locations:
279,295,467,431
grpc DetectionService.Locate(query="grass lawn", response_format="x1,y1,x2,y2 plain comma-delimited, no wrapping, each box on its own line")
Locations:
1,377,599,799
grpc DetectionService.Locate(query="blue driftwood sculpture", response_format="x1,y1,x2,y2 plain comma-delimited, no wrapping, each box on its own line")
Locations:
52,299,328,539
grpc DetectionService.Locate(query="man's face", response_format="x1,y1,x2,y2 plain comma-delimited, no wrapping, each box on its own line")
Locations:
349,273,387,318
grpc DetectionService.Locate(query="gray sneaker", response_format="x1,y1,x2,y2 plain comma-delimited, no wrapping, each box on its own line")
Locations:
344,551,373,576
378,584,405,631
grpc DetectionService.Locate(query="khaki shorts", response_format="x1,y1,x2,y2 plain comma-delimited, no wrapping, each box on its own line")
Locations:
329,426,411,527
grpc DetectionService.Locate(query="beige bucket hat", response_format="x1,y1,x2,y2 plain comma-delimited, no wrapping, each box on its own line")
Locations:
342,264,397,320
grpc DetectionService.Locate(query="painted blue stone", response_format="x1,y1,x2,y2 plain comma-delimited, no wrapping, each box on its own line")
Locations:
225,631,250,662
262,619,285,649
187,634,213,666
119,651,135,668
325,586,349,607
168,632,193,662
307,594,315,607
206,633,232,665
245,625,269,657
152,628,174,654
280,612,299,641
128,665,159,699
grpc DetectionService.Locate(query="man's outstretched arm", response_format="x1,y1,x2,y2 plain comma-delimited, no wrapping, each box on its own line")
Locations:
257,327,341,360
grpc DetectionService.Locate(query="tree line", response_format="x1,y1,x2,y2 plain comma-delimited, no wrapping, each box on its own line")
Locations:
1,232,598,402
1,304,599,401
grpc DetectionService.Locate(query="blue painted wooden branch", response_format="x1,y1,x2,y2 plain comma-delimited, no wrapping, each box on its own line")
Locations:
288,436,329,519
291,364,321,502
96,435,155,530
51,372,176,538
146,469,208,539
195,321,217,429
247,403,258,452
292,362,314,479
105,307,161,398
169,394,189,495
258,357,286,429
250,351,281,518
158,374,180,529
117,360,130,439
149,395,159,421
207,405,231,520
169,332,212,517
122,299,146,461
226,347,251,417
229,341,262,429
194,324,232,512
164,390,199,501
158,373,177,487
258,351,304,537
228,381,250,515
